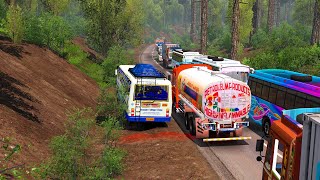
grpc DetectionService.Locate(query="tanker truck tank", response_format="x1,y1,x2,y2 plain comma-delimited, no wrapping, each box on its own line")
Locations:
172,64,252,142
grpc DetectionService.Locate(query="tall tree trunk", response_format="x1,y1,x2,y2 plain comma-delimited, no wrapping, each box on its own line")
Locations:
200,0,208,54
275,0,281,26
311,0,320,45
250,0,260,44
231,0,240,59
190,0,196,42
184,5,187,33
267,0,275,32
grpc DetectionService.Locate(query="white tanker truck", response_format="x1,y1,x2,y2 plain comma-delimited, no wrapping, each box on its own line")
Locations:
172,64,252,142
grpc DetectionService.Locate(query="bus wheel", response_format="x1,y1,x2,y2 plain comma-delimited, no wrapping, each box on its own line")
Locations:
262,117,271,136
185,113,190,130
189,114,196,136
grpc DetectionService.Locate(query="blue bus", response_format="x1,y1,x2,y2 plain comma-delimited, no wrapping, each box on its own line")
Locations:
248,69,320,135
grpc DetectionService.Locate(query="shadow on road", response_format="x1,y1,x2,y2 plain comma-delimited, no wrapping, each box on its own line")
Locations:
172,111,257,147
124,121,168,131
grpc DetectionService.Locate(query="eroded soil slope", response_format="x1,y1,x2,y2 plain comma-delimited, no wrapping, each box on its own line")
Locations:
0,37,100,166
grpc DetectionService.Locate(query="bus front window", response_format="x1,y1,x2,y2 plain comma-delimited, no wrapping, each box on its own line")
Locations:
224,71,249,83
134,85,168,101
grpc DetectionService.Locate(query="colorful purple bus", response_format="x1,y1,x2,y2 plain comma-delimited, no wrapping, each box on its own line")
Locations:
248,69,320,135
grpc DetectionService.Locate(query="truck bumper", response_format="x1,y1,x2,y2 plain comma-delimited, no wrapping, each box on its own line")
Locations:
125,113,171,122
203,136,252,142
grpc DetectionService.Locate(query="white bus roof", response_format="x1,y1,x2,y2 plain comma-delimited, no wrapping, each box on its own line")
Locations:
193,56,249,68
118,65,171,85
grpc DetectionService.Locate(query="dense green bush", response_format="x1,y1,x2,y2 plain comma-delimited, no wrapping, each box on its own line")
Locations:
102,45,134,84
251,23,310,52
6,4,24,44
32,109,126,179
24,13,73,54
244,45,320,75
0,0,7,19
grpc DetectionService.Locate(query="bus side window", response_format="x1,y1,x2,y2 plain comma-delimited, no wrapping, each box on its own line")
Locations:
276,90,285,107
261,85,270,100
249,79,256,95
294,92,306,108
268,87,277,104
306,95,320,107
284,91,296,109
255,82,263,97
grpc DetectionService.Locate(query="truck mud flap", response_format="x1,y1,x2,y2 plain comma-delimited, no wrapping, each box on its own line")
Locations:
203,136,252,142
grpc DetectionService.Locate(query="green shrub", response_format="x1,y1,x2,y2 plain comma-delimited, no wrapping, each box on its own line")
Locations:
251,29,269,49
6,4,24,44
24,13,74,54
246,45,320,75
102,45,134,84
0,0,7,19
34,108,95,179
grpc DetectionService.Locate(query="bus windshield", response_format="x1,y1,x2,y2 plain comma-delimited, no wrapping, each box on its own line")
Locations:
224,71,249,83
134,85,168,101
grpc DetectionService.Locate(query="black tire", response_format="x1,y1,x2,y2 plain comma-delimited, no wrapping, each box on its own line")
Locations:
185,113,190,130
262,117,271,136
189,113,196,136
290,75,312,82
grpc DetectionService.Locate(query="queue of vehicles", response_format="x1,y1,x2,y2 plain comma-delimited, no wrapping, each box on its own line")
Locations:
115,38,320,179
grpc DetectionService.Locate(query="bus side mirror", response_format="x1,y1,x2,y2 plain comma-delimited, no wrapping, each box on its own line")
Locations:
167,75,171,81
115,69,117,76
256,139,264,152
256,139,264,162
250,68,255,74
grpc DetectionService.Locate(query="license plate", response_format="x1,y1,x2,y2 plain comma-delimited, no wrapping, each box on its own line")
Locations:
146,118,154,121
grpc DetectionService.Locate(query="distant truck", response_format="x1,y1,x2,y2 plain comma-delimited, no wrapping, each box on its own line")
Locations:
162,43,181,69
256,108,320,180
171,49,202,67
171,64,252,142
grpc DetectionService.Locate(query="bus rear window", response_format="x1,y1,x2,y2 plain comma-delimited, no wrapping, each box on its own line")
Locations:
134,85,168,101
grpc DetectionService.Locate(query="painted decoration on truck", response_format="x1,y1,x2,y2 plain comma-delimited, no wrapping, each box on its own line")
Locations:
203,81,251,120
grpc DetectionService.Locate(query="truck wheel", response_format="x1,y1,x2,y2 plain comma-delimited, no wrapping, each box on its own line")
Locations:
189,114,196,136
234,128,243,137
185,113,190,130
262,117,271,136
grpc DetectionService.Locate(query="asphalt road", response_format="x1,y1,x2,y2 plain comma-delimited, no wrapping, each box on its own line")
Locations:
140,44,266,180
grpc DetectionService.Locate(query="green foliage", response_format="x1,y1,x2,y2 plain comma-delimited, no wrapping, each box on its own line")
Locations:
250,29,269,49
92,147,125,179
0,0,7,19
80,0,144,55
251,23,310,52
44,0,71,15
170,32,199,50
24,13,74,54
34,108,95,179
207,44,227,57
6,4,24,44
245,45,320,75
32,108,126,179
102,45,134,84
0,137,24,179
64,43,106,88
292,0,314,26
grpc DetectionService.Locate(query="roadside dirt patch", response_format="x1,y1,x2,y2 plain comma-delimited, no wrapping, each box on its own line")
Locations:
0,38,100,167
117,121,219,180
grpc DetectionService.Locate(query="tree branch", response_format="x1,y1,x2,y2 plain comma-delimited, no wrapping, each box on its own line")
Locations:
0,163,25,174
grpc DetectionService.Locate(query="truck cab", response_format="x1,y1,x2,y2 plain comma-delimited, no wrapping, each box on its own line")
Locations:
162,43,181,69
256,108,320,180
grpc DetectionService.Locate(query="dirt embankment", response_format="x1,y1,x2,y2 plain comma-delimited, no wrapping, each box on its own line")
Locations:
0,37,100,167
